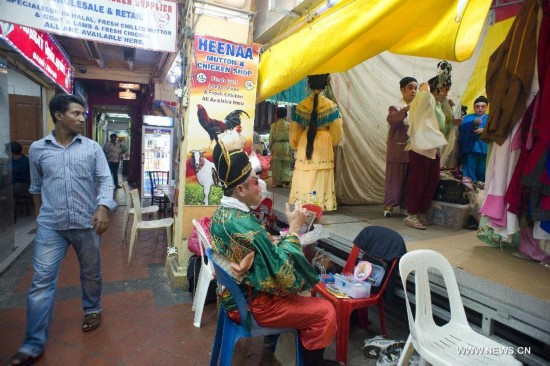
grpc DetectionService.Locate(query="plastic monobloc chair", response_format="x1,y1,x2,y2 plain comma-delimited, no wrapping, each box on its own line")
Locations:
148,170,171,216
311,244,398,365
205,247,304,366
120,181,159,246
191,219,215,328
397,249,522,366
127,189,174,266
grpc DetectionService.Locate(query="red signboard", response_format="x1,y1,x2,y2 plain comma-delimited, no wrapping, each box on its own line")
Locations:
0,22,73,94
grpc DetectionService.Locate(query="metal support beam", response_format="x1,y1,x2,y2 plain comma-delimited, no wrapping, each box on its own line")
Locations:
84,41,105,68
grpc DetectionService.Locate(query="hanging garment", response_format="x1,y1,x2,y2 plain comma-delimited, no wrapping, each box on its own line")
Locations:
519,226,550,263
480,122,521,237
269,118,293,186
482,0,538,145
521,1,550,222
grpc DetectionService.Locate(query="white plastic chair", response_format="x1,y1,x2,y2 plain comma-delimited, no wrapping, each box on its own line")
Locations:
191,219,215,328
398,249,522,366
120,181,159,246
127,189,174,266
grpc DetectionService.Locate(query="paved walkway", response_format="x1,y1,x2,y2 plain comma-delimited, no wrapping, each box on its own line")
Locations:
0,189,410,366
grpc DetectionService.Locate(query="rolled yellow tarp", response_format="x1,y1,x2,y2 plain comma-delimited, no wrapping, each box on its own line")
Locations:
258,0,492,101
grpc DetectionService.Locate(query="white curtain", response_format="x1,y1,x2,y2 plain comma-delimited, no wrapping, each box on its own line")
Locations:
331,15,490,205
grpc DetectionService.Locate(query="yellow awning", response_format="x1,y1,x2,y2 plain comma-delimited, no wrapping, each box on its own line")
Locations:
258,0,492,101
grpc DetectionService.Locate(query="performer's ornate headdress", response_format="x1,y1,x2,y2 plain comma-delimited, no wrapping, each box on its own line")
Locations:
428,61,453,93
213,139,252,189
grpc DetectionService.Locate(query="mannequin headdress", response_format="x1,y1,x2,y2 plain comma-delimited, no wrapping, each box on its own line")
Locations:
213,138,252,190
307,74,330,90
295,73,339,160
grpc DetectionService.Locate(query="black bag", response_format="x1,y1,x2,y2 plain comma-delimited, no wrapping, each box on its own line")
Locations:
187,255,217,304
432,179,469,204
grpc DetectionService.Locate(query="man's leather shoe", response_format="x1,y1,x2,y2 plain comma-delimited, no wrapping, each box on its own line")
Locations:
6,351,42,366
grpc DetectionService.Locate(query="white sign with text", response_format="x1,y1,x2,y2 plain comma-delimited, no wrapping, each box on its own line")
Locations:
0,0,177,52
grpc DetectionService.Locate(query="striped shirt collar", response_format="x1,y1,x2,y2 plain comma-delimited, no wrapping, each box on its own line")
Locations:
44,131,83,145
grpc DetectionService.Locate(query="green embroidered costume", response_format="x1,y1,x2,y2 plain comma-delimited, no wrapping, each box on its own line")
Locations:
269,118,293,186
210,203,319,313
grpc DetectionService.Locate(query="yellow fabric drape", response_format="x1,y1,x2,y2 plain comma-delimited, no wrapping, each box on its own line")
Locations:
258,0,492,101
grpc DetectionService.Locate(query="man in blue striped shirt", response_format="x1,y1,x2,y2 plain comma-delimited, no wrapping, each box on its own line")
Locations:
7,94,116,366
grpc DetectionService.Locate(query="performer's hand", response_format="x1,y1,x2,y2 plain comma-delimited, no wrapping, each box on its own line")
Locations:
474,117,482,126
474,127,484,135
452,117,463,126
92,205,109,235
230,251,255,276
286,202,307,234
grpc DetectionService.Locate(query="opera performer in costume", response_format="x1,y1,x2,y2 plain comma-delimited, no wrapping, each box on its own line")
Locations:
404,62,450,230
209,139,339,366
436,72,463,170
457,96,489,183
269,106,293,187
289,74,343,211
383,76,417,218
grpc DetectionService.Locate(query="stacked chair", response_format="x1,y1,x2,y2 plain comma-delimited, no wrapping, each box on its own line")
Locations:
127,189,174,266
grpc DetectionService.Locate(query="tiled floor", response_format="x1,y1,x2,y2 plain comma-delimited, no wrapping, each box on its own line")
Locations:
0,188,410,366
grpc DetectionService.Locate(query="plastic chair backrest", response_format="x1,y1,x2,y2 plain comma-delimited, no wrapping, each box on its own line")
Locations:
251,197,273,224
206,247,260,329
302,204,323,221
399,249,468,340
192,219,214,274
342,245,362,275
129,189,143,224
258,197,273,214
121,181,132,208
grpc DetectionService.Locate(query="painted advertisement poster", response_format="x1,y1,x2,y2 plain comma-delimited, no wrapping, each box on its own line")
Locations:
0,22,73,93
185,34,259,206
0,0,177,52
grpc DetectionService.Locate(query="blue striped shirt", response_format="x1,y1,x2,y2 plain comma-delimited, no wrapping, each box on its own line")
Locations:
29,132,116,230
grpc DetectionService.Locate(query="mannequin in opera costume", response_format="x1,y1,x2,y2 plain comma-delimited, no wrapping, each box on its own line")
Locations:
288,74,344,211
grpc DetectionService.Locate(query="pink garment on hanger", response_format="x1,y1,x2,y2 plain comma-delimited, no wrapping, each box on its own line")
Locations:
481,123,521,227
520,226,550,262
505,102,535,217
